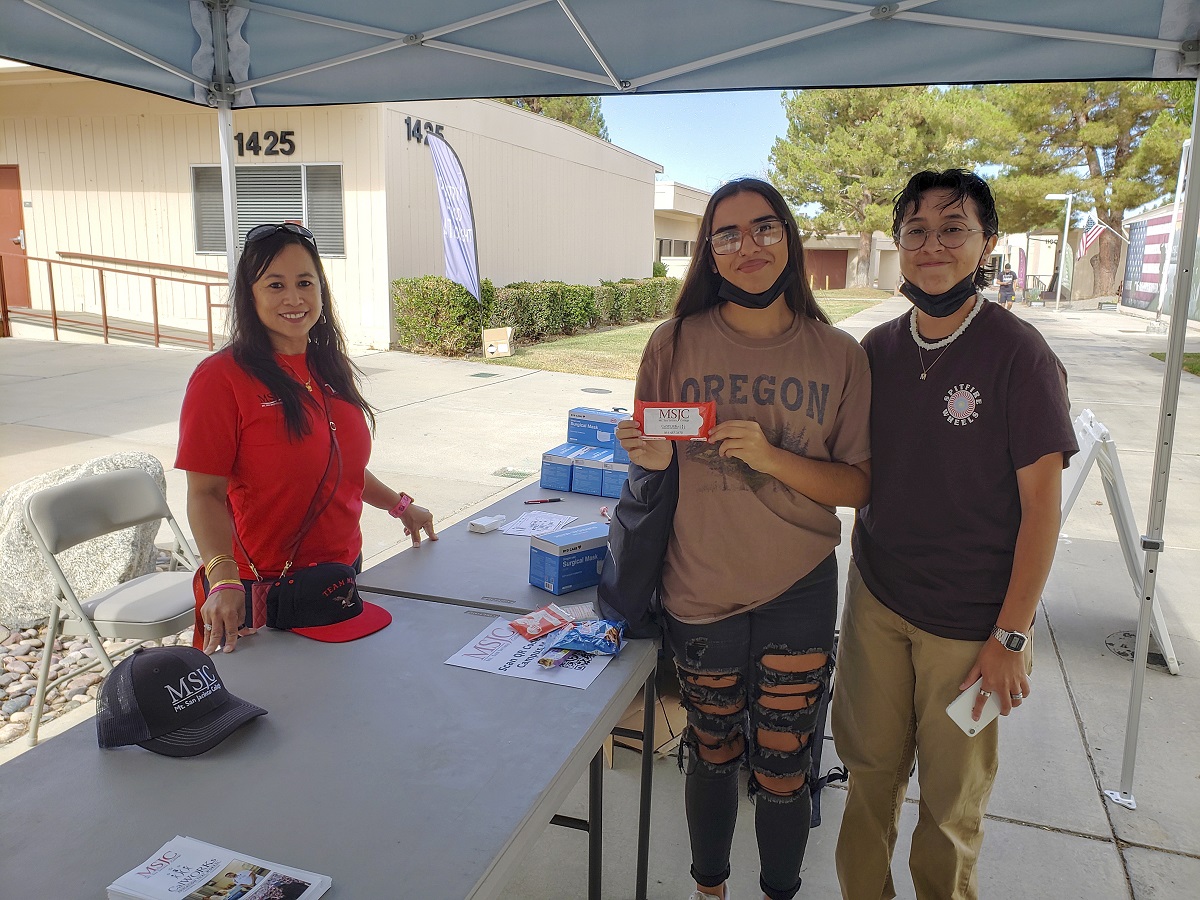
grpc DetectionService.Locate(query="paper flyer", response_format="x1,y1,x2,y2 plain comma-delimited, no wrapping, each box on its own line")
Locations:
445,618,613,689
499,511,577,536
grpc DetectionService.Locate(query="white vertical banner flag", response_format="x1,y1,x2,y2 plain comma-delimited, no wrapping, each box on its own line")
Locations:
425,131,481,302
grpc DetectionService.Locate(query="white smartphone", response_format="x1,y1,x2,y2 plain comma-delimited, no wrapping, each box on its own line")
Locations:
945,677,1002,737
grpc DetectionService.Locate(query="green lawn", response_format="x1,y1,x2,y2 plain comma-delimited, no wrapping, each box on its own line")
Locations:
484,298,882,379
1150,352,1200,377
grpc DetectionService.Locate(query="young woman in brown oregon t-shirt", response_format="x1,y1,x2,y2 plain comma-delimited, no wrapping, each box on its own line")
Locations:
616,178,871,900
832,170,1077,900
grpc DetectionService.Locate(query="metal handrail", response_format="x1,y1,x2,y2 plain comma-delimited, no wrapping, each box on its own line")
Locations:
0,250,228,349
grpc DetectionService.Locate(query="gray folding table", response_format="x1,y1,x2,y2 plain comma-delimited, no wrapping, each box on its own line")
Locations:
357,480,660,900
359,482,611,614
0,595,658,899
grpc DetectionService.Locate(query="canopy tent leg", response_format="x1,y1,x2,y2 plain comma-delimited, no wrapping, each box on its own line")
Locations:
1104,73,1200,811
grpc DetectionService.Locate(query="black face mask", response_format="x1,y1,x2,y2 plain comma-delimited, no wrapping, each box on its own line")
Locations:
899,244,990,318
717,266,797,310
899,274,979,318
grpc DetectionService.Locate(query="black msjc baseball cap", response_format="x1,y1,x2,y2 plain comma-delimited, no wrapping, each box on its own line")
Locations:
97,646,266,757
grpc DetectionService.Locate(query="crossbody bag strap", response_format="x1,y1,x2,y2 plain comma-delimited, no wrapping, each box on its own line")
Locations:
231,383,342,580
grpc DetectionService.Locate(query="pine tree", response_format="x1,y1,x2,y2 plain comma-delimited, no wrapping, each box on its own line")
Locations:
495,96,609,141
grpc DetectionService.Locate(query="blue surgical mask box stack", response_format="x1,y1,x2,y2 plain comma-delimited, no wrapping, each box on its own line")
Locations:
602,460,629,499
529,521,610,595
540,443,592,492
571,447,613,496
567,407,631,464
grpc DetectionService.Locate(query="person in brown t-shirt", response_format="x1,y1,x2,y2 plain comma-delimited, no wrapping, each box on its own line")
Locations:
833,170,1077,900
616,178,871,900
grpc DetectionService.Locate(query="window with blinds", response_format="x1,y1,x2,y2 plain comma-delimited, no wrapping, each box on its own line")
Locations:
192,165,345,256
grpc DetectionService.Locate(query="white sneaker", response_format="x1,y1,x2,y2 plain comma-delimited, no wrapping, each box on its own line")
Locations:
687,889,730,900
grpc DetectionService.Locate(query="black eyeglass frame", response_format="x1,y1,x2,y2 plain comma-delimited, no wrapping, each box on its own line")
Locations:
896,226,987,252
708,219,787,256
245,222,318,250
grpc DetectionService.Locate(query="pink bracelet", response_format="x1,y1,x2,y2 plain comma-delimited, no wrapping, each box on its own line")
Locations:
207,582,245,596
388,492,413,518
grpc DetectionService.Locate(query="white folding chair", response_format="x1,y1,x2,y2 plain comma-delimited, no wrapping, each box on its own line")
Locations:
23,468,199,745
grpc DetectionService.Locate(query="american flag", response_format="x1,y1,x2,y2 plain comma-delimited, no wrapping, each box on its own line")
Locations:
1077,212,1105,259
1121,209,1176,310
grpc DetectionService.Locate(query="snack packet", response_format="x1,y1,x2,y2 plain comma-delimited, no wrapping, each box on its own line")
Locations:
509,603,574,640
546,619,624,656
633,400,717,440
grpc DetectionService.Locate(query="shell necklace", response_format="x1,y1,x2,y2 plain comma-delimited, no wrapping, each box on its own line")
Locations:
911,297,983,381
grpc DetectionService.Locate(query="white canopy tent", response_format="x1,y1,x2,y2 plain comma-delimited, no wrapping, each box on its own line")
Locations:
3,0,1198,809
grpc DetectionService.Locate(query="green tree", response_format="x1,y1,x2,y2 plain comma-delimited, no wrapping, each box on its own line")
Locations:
770,87,1006,287
496,96,609,140
982,82,1187,296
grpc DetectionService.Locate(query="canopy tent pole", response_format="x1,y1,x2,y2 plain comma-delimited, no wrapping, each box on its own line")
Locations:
1104,73,1200,811
207,1,240,291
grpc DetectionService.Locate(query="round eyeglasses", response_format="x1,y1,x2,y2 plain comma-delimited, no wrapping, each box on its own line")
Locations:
896,225,986,251
709,219,786,256
245,222,318,250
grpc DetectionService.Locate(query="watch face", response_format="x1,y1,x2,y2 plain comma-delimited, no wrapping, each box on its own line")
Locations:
1004,632,1027,651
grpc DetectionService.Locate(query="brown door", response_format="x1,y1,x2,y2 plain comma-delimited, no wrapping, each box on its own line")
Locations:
804,249,848,291
0,165,32,309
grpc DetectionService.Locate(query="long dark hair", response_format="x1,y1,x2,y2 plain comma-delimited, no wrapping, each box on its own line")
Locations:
892,169,999,290
667,178,829,354
226,230,375,440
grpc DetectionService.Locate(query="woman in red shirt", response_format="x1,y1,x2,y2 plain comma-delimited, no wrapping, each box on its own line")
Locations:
176,224,436,652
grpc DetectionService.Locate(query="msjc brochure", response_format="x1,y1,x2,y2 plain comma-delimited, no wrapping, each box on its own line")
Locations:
107,835,330,900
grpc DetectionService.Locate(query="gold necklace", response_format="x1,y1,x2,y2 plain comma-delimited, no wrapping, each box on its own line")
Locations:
279,358,313,392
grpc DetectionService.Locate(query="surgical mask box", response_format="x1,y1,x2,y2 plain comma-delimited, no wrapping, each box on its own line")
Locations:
529,521,610,595
541,443,591,492
567,408,626,452
602,460,629,499
572,447,613,496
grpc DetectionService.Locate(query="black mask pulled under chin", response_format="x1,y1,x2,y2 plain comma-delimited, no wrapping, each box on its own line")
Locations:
899,274,979,318
717,267,797,310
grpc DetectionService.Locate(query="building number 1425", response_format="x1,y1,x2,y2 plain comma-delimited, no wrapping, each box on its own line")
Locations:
234,131,296,156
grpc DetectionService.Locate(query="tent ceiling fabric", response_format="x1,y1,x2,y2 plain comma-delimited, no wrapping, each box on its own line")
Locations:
2,0,1197,108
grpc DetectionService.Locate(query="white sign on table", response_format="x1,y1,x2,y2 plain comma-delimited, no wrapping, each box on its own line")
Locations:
446,618,613,689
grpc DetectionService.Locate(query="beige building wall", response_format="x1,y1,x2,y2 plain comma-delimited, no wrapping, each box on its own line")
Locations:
2,69,660,349
0,70,389,344
382,99,660,298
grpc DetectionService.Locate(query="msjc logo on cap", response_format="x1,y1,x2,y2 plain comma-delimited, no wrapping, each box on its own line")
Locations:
97,646,266,757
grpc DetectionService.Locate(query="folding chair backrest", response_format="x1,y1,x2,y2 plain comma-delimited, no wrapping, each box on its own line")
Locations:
25,468,172,555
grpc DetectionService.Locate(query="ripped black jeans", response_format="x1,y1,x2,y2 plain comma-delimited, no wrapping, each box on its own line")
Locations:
664,553,837,900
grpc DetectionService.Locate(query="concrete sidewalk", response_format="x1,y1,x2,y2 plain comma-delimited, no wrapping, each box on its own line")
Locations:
1,301,1198,898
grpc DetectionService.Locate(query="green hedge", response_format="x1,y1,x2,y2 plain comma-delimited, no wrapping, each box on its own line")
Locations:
391,276,494,354
392,275,680,356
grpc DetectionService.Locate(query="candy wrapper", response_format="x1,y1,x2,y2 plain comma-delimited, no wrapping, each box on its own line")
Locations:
509,603,574,640
537,619,625,667
634,400,716,440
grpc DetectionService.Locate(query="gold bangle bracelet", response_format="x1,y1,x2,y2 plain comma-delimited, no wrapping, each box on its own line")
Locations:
205,554,236,571
208,579,244,589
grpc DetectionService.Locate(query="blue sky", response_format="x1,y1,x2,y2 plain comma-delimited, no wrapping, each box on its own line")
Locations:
602,90,789,193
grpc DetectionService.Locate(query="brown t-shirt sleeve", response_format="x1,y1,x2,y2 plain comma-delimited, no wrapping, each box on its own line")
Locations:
1008,340,1076,471
826,343,872,466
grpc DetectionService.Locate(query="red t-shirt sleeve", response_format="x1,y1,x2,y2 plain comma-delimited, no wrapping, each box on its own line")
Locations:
175,355,240,477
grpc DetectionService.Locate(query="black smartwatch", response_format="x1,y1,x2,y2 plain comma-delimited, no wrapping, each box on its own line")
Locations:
991,626,1029,652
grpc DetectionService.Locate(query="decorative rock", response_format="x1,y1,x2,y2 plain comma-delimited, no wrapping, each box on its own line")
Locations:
9,709,31,724
0,673,15,687
61,700,82,713
0,722,28,742
0,451,168,627
2,695,32,715
6,683,31,697
65,687,89,701
4,661,30,675
0,626,9,643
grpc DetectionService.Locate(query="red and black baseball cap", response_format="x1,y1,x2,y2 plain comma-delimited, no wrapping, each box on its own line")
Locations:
267,566,391,643
97,646,266,757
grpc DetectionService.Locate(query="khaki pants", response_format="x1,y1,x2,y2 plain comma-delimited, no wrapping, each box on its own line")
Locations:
832,562,1031,900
